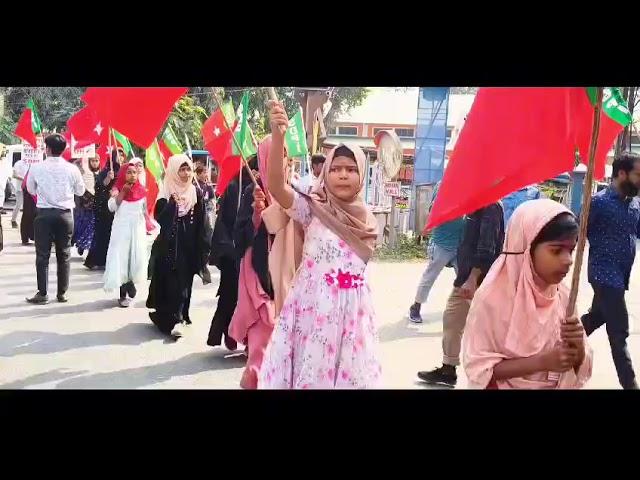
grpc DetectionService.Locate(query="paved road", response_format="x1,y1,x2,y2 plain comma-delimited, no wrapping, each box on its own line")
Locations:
1,206,639,389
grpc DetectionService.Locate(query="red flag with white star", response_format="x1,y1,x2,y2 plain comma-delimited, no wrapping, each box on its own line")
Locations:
81,87,187,149
67,107,105,149
202,108,236,164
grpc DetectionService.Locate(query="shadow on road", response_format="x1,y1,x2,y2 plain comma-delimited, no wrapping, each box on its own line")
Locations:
377,317,443,343
54,351,246,389
0,323,163,356
3,299,118,319
0,368,89,389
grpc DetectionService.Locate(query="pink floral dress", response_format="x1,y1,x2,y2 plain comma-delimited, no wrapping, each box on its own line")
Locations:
258,193,381,389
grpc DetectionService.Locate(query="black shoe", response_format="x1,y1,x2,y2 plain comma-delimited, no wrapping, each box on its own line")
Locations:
126,282,137,299
22,241,30,246
11,221,18,228
409,303,422,323
26,292,49,305
184,317,192,325
77,247,84,256
57,294,68,303
417,365,457,387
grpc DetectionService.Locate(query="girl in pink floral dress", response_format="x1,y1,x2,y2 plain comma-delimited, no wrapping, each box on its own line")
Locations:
257,100,381,389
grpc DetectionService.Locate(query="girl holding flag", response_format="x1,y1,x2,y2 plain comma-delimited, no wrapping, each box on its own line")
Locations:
463,199,592,389
103,159,148,307
258,101,381,389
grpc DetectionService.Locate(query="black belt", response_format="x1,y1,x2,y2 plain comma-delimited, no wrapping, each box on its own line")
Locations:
37,208,72,213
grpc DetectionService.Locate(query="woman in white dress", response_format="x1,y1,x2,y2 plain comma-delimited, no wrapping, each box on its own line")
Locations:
103,160,148,307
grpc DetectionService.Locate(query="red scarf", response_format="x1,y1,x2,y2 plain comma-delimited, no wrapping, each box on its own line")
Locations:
114,162,147,202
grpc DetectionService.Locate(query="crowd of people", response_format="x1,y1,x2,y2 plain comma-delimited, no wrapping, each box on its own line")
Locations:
2,101,639,390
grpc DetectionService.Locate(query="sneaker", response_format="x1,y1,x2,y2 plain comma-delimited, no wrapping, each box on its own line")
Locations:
171,322,185,338
118,298,131,308
417,365,457,387
11,221,18,228
57,294,68,303
26,292,49,305
409,303,423,323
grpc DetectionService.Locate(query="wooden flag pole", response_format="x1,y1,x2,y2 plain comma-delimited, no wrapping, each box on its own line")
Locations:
566,87,604,318
108,128,114,173
209,88,258,188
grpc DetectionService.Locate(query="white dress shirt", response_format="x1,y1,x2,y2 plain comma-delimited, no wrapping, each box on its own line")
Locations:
12,159,28,190
27,156,85,210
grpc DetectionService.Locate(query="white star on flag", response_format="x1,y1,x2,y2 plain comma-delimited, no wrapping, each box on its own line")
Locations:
213,127,221,137
94,122,103,136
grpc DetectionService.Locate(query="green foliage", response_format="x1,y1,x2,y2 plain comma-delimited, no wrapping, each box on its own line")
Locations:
167,95,208,150
1,87,85,132
374,234,428,262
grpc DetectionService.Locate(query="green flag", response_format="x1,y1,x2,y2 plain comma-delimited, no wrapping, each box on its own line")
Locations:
145,140,165,183
221,99,235,127
112,129,133,157
284,108,308,157
232,91,257,158
26,98,42,134
162,124,182,155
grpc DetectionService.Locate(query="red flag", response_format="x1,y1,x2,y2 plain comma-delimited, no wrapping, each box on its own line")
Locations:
215,155,242,196
426,88,582,231
203,109,235,164
81,87,187,149
158,139,172,167
15,109,37,148
67,107,104,149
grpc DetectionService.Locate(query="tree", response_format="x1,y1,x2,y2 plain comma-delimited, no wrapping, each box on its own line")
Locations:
1,87,86,133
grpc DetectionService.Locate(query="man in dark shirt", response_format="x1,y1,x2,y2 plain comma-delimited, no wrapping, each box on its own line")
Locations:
418,202,505,387
582,152,640,390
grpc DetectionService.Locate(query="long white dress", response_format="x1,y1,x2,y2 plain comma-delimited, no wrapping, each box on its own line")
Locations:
103,196,148,292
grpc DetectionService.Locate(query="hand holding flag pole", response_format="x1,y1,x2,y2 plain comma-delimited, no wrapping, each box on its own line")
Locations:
266,88,287,135
209,88,258,188
566,87,604,319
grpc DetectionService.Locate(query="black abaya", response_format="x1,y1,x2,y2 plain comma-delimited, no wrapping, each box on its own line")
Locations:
84,165,117,269
207,177,244,346
20,185,36,244
147,192,212,335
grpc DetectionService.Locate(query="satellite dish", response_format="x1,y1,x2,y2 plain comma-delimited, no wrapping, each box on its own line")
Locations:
374,130,403,180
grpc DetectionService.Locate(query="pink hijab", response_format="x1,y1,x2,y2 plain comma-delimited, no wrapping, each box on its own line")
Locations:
463,199,592,389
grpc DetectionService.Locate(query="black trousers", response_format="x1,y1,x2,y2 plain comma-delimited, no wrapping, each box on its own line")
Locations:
582,284,638,390
34,208,74,296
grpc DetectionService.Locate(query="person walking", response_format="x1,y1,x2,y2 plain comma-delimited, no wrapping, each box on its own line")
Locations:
582,152,640,390
26,134,85,304
409,181,465,323
417,201,505,387
11,156,28,228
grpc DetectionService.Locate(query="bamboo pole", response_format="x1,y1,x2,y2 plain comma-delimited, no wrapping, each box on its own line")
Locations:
566,87,604,318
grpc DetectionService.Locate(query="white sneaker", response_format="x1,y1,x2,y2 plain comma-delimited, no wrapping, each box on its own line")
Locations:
118,298,131,308
171,322,185,337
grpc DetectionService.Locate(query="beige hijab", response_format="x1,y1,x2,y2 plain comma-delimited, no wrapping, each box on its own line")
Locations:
163,154,197,216
306,143,378,262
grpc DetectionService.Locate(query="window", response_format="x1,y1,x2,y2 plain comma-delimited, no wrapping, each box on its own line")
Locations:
12,152,21,166
337,126,358,136
373,127,387,136
395,128,415,138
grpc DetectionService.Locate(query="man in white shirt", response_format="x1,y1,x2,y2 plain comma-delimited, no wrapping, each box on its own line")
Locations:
26,134,85,304
295,153,325,194
11,157,28,227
